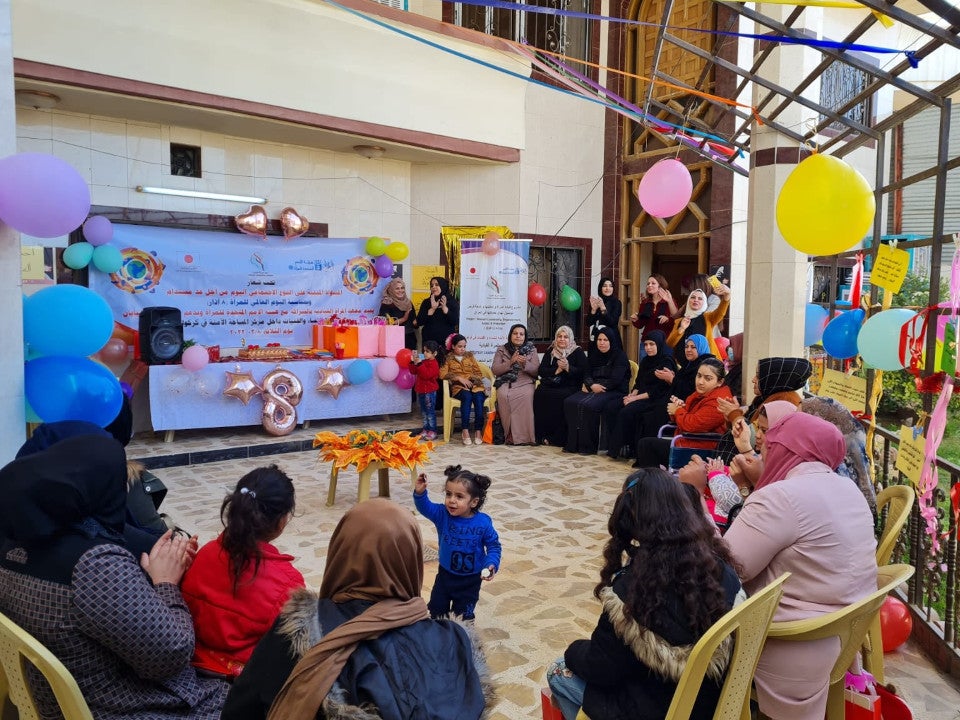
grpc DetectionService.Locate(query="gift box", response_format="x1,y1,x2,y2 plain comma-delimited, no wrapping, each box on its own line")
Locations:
207,345,221,363
357,325,380,358
378,325,405,358
322,325,359,358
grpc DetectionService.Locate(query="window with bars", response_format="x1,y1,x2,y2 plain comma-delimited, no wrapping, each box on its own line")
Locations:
526,244,583,344
453,0,591,74
819,59,874,133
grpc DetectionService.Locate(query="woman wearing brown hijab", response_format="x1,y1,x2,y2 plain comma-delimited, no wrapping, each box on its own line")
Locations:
378,277,417,350
222,498,492,720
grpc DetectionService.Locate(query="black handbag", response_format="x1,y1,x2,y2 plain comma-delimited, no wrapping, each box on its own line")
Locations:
126,471,169,535
492,415,506,445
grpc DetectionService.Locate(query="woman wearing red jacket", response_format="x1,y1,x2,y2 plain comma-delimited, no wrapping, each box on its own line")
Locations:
631,357,732,469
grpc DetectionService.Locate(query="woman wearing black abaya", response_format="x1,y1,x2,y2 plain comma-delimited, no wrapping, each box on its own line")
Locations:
416,276,459,348
534,325,589,446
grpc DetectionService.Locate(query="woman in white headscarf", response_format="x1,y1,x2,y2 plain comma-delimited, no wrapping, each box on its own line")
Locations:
666,283,730,363
534,325,589,446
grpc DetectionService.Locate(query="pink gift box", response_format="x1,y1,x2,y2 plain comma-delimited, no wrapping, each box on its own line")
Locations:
357,325,380,358
378,325,405,358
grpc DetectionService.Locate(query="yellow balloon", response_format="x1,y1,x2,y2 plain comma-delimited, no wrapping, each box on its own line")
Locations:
775,153,875,256
385,242,409,262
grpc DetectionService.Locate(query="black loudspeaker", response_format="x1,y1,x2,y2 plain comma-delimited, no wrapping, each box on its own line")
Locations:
139,307,184,365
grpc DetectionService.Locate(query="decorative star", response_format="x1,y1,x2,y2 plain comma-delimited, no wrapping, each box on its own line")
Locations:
316,363,348,400
222,369,263,405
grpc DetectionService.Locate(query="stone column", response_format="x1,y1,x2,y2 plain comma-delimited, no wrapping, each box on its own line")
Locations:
0,1,25,460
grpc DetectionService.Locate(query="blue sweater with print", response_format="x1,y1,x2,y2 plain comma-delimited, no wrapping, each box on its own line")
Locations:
414,490,502,576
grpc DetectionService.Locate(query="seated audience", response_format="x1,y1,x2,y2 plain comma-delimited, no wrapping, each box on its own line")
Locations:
222,498,492,720
723,333,744,404
534,325,589,446
181,465,304,679
723,413,877,720
440,334,488,445
714,356,812,463
632,357,732,469
546,469,743,720
603,330,674,460
666,282,730,361
563,327,630,455
0,435,227,719
492,323,541,445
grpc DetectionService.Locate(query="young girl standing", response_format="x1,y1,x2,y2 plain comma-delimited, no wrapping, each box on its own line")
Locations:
439,334,488,445
409,340,442,440
181,465,304,678
414,464,502,620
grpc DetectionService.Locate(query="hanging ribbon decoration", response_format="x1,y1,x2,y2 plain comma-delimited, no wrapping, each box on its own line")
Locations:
849,253,864,310
918,377,953,557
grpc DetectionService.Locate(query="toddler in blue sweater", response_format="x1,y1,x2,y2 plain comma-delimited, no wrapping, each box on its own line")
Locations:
414,464,502,620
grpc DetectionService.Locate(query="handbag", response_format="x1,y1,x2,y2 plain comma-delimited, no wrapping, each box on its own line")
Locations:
482,411,496,445
126,470,170,536
492,414,506,446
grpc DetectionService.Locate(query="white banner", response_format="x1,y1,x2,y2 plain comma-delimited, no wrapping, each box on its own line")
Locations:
458,238,531,363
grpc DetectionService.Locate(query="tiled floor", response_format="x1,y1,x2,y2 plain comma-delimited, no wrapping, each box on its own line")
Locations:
129,417,960,720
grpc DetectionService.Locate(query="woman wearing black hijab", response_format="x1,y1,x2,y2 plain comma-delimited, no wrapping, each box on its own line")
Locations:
416,276,459,348
562,327,630,454
0,435,227,719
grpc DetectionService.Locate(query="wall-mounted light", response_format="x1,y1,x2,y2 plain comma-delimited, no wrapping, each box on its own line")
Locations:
15,89,61,109
135,186,267,204
353,144,386,159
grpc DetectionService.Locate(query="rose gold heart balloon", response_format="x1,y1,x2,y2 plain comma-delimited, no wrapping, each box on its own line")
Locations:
235,205,268,240
280,206,310,241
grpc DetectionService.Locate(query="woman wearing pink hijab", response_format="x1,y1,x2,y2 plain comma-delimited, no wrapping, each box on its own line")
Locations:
723,413,877,720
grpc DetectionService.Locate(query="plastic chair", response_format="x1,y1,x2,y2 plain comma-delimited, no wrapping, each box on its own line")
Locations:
575,573,789,720
628,360,639,390
765,563,915,720
0,609,94,720
441,361,496,443
861,485,915,683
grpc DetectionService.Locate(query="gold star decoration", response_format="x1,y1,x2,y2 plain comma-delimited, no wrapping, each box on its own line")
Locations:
316,363,348,399
222,368,263,405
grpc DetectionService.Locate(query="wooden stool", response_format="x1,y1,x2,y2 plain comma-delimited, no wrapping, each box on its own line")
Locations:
326,461,419,506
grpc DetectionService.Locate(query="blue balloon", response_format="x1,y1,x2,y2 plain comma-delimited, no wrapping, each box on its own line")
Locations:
822,308,865,359
25,355,122,426
23,284,114,358
858,308,917,370
346,359,374,385
804,304,829,346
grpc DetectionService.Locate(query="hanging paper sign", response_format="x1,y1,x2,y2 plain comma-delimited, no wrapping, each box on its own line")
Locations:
896,425,925,486
871,244,910,293
817,368,867,413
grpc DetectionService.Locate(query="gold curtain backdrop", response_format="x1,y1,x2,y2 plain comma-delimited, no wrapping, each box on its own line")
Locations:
440,226,514,296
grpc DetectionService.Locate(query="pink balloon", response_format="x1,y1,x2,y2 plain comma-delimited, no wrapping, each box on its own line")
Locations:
0,153,91,237
482,235,501,256
395,368,416,390
83,216,114,247
636,158,693,218
376,357,400,382
374,254,394,279
181,344,209,372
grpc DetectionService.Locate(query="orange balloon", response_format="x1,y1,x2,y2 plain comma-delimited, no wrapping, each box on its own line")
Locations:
97,337,129,365
235,205,269,240
279,206,309,241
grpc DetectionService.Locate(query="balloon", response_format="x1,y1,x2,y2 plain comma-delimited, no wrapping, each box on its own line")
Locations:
482,232,501,257
96,337,129,366
879,596,912,652
776,154,875,256
235,205,268,240
395,348,414,366
0,153,91,238
385,242,409,262
181,344,210,372
25,355,122,426
82,216,114,247
528,282,547,307
637,158,693,218
365,236,388,256
804,304,830,346
222,370,262,405
279,206,309,240
821,308,865,359
559,284,582,311
395,368,416,390
374,254,394,279
316,363,347,399
63,242,94,270
346,359,374,385
23,284,114,358
858,309,917,370
376,358,400,382
24,400,42,424
92,244,123,273
261,368,303,436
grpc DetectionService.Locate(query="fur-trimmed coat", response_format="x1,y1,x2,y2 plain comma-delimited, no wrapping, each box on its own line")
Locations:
222,589,493,720
564,562,743,720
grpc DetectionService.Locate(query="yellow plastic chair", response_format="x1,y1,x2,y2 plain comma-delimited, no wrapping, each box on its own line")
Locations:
628,360,639,390
575,573,789,720
0,609,94,720
441,361,496,443
765,563,915,720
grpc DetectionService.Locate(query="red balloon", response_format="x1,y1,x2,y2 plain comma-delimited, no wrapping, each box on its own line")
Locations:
96,337,129,366
879,596,912,653
395,348,414,366
528,282,547,307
